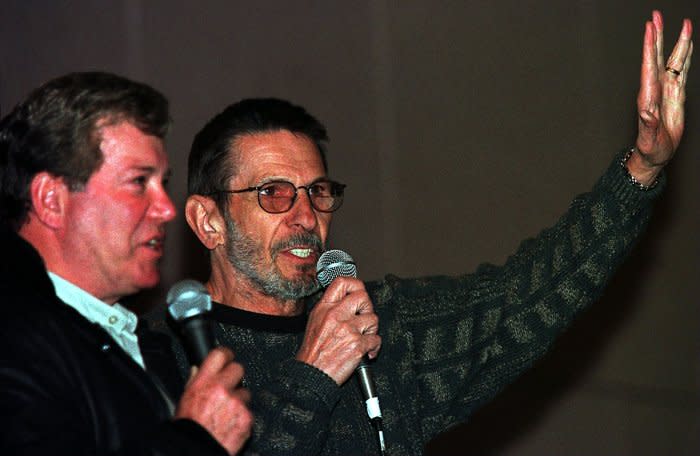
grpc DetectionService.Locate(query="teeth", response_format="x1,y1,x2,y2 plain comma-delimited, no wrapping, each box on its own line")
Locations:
289,248,312,258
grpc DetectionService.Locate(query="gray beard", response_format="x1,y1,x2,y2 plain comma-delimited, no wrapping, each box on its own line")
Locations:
224,215,323,301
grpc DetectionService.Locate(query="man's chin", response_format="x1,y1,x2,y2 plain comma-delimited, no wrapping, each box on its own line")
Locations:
262,275,320,301
277,264,314,282
131,269,161,292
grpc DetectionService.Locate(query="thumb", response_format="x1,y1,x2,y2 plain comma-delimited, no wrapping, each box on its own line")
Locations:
639,109,660,129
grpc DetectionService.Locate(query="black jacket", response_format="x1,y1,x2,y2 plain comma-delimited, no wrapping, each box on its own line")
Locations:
0,225,226,456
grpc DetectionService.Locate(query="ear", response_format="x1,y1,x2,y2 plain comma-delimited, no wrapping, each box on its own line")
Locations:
185,195,226,250
28,172,69,229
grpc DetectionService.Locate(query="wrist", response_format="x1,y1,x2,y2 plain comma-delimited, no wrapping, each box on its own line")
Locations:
621,147,660,190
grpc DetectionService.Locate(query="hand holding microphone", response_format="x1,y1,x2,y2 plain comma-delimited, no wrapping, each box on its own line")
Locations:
295,251,382,385
312,250,386,455
167,280,253,456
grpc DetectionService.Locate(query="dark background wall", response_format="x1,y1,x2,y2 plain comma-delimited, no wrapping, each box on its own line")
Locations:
1,1,698,454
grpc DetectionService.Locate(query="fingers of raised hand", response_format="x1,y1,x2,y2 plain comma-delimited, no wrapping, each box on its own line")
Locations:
653,11,664,69
659,19,693,150
664,18,693,85
638,14,693,156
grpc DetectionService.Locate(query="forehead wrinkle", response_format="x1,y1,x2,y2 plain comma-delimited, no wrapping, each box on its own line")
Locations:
230,131,325,187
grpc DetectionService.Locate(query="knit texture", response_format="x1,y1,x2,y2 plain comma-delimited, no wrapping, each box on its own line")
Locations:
157,152,662,455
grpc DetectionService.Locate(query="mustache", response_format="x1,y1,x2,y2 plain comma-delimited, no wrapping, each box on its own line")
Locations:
271,232,324,256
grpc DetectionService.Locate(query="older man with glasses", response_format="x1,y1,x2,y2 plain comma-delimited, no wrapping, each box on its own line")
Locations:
160,11,693,456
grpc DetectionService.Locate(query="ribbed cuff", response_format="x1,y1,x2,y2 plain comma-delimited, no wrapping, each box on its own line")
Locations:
595,148,666,206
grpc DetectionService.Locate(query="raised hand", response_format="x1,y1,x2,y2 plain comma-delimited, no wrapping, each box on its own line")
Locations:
630,10,693,185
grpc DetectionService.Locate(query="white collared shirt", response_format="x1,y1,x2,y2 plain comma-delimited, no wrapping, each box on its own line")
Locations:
48,272,145,369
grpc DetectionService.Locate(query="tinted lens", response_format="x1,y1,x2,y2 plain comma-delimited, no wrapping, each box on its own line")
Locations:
258,181,295,213
310,181,344,212
256,180,345,213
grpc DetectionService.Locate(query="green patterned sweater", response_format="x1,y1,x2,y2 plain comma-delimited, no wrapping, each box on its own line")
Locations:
159,152,662,455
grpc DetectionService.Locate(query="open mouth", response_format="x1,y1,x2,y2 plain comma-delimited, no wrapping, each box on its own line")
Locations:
288,248,313,259
273,232,323,262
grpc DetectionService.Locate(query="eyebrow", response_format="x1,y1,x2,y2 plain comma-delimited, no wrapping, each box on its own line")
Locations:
255,175,329,186
131,166,171,179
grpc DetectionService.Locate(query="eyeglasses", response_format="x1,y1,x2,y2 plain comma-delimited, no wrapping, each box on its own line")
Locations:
208,179,346,214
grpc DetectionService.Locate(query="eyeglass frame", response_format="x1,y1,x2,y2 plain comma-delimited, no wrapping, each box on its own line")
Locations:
206,178,346,214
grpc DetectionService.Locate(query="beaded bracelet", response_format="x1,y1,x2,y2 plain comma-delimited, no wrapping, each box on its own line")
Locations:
620,147,659,191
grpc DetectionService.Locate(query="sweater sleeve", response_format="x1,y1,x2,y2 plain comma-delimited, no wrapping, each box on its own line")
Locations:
373,152,664,444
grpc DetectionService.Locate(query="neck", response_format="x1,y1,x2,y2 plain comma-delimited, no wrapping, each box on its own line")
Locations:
207,258,305,316
20,220,121,305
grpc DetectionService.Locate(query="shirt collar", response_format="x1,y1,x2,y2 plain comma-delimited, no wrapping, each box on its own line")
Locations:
47,272,139,334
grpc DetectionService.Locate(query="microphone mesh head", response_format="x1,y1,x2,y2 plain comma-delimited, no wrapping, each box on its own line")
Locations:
316,249,357,287
166,279,212,321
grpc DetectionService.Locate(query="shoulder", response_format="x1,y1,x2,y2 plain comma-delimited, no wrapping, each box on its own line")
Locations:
0,293,88,355
366,273,486,307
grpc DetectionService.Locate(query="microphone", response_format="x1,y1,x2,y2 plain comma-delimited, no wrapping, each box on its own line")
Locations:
317,250,386,454
167,279,217,366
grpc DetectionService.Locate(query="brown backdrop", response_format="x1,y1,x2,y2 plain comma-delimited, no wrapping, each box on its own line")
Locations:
2,1,698,454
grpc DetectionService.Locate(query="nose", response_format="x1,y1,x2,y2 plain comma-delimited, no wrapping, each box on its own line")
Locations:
286,189,318,231
149,186,177,222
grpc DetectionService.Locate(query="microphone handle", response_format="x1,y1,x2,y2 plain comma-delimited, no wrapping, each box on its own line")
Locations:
357,358,387,455
356,358,377,400
356,357,382,420
180,316,217,366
